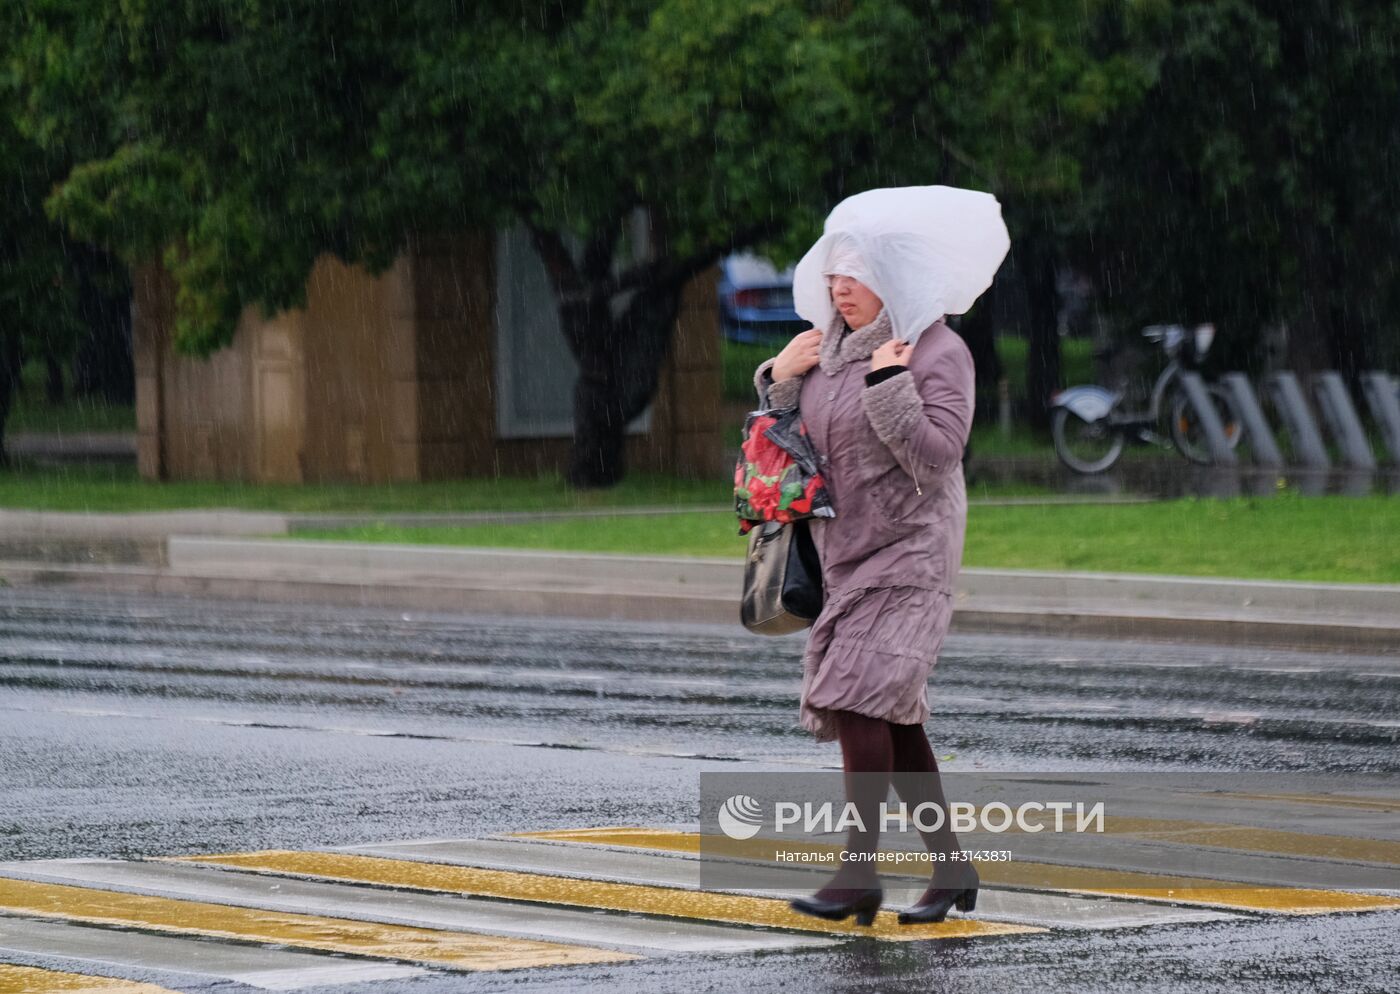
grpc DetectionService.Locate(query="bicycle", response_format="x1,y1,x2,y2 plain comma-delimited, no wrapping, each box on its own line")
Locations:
1050,323,1242,474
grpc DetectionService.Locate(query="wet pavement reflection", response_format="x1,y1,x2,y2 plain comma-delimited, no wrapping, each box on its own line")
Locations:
1,588,1396,992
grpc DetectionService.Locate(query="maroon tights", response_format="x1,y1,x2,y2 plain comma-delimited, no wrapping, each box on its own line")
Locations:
815,709,968,901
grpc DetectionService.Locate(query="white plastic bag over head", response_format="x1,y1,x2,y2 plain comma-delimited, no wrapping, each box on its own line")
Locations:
793,185,1011,346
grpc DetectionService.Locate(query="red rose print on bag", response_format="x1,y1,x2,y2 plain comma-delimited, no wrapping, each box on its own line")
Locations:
734,407,835,534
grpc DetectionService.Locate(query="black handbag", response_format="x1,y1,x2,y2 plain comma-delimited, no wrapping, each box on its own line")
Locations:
740,515,824,635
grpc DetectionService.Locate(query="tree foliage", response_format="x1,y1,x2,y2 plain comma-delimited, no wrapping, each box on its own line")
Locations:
0,0,92,462
5,0,1395,476
1075,1,1400,376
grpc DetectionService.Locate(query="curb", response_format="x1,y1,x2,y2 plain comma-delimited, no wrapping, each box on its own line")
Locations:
164,538,1400,620
3,541,1396,654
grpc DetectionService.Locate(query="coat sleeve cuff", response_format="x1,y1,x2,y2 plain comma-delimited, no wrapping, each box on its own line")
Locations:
753,358,802,409
861,367,923,448
864,365,910,387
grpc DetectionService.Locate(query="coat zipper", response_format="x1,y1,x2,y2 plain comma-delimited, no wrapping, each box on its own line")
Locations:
906,442,922,495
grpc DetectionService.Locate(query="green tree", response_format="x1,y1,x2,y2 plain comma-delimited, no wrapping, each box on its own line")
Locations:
901,1,1155,427
9,1,894,484
1077,0,1400,380
17,0,1396,475
917,1,1400,420
0,98,87,465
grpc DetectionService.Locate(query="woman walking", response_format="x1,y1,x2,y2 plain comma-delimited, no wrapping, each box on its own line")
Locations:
751,186,1008,926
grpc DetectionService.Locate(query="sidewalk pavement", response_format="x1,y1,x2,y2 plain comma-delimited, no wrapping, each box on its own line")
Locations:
1,527,1396,654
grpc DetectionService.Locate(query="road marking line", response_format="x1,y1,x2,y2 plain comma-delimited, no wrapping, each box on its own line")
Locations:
1088,817,1400,866
517,828,1400,916
173,851,1042,941
1210,791,1400,813
0,878,636,971
0,858,835,954
345,838,1243,930
0,963,177,994
0,913,426,991
527,812,1400,866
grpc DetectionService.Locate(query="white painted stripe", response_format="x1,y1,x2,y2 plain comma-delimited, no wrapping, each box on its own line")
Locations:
0,859,836,954
0,915,425,991
343,838,1241,930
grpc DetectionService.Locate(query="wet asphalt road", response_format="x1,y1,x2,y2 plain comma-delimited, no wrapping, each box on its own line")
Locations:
1,587,1398,993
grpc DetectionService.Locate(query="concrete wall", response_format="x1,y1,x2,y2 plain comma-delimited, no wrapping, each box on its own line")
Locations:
132,234,725,484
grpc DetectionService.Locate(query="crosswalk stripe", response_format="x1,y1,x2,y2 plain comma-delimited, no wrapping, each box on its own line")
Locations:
0,877,637,971
517,828,1400,916
0,859,835,954
344,837,1242,930
0,915,426,991
1211,791,1400,813
173,851,1043,941
1090,817,1400,866
0,963,178,994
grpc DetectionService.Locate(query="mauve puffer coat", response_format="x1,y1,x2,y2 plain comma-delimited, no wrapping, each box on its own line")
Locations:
753,308,974,742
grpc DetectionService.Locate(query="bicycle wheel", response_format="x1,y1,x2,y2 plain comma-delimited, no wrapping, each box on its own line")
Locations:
1052,407,1125,474
1169,386,1242,465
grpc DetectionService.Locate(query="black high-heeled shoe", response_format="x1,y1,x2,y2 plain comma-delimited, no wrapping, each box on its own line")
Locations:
789,887,883,927
896,885,976,924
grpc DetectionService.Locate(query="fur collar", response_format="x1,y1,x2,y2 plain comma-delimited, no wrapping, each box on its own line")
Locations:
819,306,894,376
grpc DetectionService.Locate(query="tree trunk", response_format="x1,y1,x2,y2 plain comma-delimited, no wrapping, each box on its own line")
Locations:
73,258,135,405
1324,248,1372,386
1288,223,1356,380
529,217,708,489
45,352,65,406
1020,238,1061,430
0,330,24,468
560,282,681,488
953,295,1002,424
558,293,624,488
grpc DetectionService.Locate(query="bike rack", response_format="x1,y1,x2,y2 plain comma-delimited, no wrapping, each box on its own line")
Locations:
1220,373,1283,467
1054,356,1400,474
1266,372,1331,469
1312,372,1378,470
1361,371,1400,464
1177,372,1239,466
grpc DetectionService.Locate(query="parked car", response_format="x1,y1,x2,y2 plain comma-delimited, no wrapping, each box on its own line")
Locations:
718,253,808,344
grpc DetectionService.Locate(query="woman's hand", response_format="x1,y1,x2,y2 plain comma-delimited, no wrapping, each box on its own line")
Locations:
870,338,911,372
771,328,823,381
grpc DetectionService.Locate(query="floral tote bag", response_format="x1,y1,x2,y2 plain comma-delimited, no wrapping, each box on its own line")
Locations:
733,406,836,535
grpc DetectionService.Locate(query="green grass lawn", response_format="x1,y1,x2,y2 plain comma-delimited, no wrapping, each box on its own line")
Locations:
721,332,1097,406
8,397,136,433
0,461,1049,512
289,493,1400,584
722,334,1097,461
722,334,1103,406
7,396,136,433
6,358,137,433
0,463,729,513
993,335,1097,400
721,339,779,403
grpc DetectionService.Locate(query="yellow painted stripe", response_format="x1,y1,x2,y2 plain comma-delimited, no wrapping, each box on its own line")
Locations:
518,828,1400,916
520,814,1400,866
1097,817,1400,865
0,878,634,971
1212,791,1400,813
0,964,178,994
174,851,1041,942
